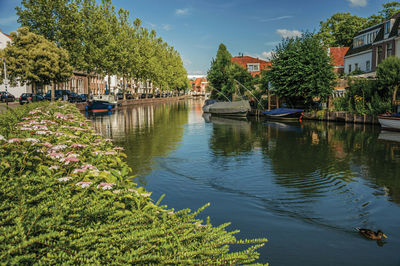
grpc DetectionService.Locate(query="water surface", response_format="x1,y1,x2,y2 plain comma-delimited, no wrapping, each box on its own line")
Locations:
88,100,400,265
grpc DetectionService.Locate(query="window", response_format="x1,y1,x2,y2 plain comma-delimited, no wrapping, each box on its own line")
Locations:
355,63,358,70
247,63,260,72
366,60,371,71
378,46,384,64
348,64,352,73
385,21,391,34
387,42,393,57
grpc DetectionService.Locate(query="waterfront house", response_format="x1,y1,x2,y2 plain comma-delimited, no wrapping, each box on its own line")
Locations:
231,55,271,77
190,77,208,95
344,12,400,76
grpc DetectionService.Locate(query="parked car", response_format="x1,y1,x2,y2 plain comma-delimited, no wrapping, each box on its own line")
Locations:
80,94,89,102
68,92,85,103
19,93,44,104
0,91,16,102
140,93,146,99
44,90,71,101
155,93,161,98
147,94,153,98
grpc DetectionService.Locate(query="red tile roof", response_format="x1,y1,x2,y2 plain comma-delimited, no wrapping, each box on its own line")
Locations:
231,56,272,76
329,47,349,67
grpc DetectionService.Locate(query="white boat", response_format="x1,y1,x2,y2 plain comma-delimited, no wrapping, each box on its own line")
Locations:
86,94,117,112
378,114,400,131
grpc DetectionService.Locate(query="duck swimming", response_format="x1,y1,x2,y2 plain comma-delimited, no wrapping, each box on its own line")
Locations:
356,228,387,240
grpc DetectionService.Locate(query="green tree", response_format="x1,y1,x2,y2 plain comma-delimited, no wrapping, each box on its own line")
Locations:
316,12,367,46
207,43,233,100
268,32,335,107
376,56,400,108
1,27,72,100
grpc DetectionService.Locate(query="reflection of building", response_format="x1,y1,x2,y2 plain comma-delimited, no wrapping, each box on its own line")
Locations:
231,55,271,77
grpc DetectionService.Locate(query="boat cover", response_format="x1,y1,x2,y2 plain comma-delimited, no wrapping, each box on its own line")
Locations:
208,100,251,114
263,108,303,115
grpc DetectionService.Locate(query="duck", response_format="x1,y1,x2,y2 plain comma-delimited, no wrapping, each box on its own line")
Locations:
356,228,387,240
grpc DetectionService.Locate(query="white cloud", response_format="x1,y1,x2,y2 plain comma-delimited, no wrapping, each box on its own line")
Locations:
258,15,293,22
347,0,367,7
162,24,172,31
264,41,280,47
183,59,192,66
276,29,302,38
175,8,189,16
261,51,274,60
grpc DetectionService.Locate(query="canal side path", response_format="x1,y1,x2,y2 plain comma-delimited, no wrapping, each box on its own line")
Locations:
0,101,266,264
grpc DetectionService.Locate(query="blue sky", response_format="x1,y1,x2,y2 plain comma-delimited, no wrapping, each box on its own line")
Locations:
0,0,393,75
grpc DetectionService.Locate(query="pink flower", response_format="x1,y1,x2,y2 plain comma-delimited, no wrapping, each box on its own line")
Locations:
60,156,80,164
71,143,88,148
24,138,39,143
97,182,114,190
72,168,87,174
49,165,59,170
58,176,72,182
94,139,102,143
104,151,117,155
36,131,49,135
81,164,97,170
51,144,68,151
48,152,65,159
75,181,92,188
8,138,21,143
41,142,53,148
114,146,124,151
19,127,32,131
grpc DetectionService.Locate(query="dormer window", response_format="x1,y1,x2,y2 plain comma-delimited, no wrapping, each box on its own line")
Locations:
385,21,391,34
247,63,260,72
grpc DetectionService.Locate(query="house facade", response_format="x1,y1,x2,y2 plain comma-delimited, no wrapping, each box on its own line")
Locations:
0,30,32,98
328,47,349,74
190,77,208,94
344,12,400,75
231,55,271,77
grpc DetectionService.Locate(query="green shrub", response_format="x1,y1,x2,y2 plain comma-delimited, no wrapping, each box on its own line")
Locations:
0,102,267,264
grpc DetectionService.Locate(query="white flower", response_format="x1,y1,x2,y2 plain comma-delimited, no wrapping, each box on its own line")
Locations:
0,135,5,142
58,176,73,182
24,138,39,143
97,182,114,190
75,181,92,188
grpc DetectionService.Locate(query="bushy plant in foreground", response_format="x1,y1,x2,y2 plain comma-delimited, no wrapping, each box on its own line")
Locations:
0,102,267,264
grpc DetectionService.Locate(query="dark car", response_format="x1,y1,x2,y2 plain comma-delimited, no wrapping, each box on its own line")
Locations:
0,91,16,102
19,93,44,105
139,93,146,99
44,90,71,101
147,94,153,98
155,93,161,98
68,92,84,103
80,94,89,102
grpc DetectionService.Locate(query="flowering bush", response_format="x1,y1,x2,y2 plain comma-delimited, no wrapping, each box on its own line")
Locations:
0,102,266,264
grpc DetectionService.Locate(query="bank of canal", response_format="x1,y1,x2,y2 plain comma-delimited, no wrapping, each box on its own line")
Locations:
89,99,400,265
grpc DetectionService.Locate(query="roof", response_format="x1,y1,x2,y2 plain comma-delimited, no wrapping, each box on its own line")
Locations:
329,47,349,66
231,56,271,76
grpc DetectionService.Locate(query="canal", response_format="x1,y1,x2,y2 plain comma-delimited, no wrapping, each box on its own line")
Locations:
88,99,400,265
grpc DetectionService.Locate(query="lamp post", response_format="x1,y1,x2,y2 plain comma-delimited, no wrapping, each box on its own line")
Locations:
2,58,9,107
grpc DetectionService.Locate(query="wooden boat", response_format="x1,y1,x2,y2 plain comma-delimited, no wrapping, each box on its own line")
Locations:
263,108,303,121
206,100,251,117
202,99,218,113
378,113,400,131
86,95,117,112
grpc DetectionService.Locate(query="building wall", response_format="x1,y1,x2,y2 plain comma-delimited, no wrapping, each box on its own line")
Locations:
344,50,372,74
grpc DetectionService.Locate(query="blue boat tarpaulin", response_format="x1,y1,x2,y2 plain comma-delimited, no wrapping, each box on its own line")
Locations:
263,108,303,115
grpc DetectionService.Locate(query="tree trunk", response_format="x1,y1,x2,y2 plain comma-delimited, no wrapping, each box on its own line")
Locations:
51,81,55,101
267,89,271,110
392,86,398,108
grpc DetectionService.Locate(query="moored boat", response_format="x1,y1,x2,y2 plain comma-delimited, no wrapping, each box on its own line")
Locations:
263,108,303,121
378,113,400,131
202,99,217,113
86,95,117,112
207,100,251,117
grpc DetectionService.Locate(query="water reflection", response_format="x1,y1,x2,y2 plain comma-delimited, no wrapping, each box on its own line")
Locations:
89,102,189,179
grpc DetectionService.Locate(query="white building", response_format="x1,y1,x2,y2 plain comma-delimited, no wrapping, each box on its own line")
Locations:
0,30,31,98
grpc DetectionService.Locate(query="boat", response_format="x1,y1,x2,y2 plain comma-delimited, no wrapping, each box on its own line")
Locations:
206,100,251,117
85,94,117,112
378,113,400,131
263,108,303,121
202,99,218,113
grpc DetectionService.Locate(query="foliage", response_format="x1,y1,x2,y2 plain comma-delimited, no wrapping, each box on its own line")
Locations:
16,0,188,92
376,56,400,108
0,102,267,264
1,27,72,87
207,44,255,101
332,78,391,115
267,32,335,108
316,12,368,47
316,2,400,46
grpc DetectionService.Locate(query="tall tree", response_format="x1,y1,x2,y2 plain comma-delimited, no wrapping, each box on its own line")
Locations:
316,12,367,47
2,27,72,100
207,43,233,100
268,32,335,107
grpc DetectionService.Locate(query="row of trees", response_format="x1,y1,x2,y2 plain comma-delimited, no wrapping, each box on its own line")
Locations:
2,0,188,94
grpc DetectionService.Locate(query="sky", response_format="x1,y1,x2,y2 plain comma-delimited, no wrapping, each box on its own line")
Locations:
0,0,394,76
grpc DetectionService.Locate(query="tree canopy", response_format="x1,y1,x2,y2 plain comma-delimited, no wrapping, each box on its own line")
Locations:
16,0,188,92
376,56,400,107
267,32,335,107
1,27,72,88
